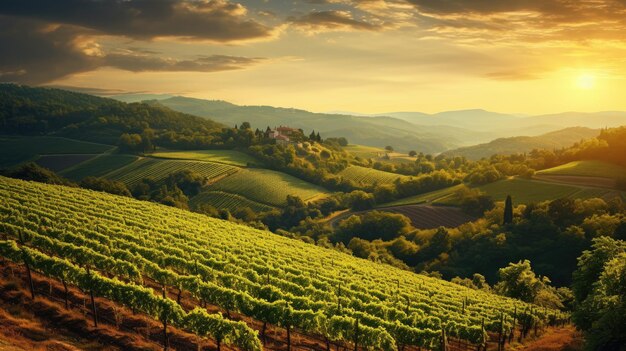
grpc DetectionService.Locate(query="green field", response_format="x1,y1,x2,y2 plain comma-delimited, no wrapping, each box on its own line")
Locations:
380,177,625,207
537,160,626,179
338,165,408,186
343,144,386,158
0,136,113,168
207,168,329,206
152,149,262,167
106,158,238,186
60,154,140,180
380,184,466,207
190,190,276,212
0,176,562,351
477,178,581,203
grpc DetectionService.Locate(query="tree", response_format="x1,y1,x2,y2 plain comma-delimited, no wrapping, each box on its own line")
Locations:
408,150,417,157
503,195,513,224
494,260,544,303
385,146,394,153
572,237,626,350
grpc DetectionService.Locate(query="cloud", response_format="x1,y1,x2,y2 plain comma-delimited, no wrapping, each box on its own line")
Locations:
0,16,265,84
288,10,384,32
104,52,265,72
0,0,274,42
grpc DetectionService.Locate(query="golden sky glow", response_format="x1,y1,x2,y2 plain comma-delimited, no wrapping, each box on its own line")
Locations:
2,0,626,114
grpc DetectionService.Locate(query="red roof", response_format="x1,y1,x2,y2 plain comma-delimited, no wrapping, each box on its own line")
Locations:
276,126,296,132
275,134,290,140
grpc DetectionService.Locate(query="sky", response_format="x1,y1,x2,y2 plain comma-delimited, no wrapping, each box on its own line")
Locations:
1,0,626,114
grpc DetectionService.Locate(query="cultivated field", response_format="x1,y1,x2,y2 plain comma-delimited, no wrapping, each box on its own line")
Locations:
378,204,475,229
536,160,626,179
379,177,624,209
106,158,238,186
343,144,386,158
190,190,276,213
0,136,113,168
381,184,466,207
152,149,262,167
35,154,97,172
338,165,408,186
61,154,140,180
0,176,563,351
207,168,329,207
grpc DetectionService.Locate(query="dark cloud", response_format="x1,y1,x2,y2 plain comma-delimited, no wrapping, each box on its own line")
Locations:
288,10,383,31
0,0,273,42
0,16,96,84
104,53,265,72
0,16,265,84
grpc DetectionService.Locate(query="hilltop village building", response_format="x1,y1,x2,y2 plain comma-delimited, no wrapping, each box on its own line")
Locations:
268,126,299,145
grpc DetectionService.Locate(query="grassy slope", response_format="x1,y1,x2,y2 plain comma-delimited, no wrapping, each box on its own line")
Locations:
536,160,626,179
0,136,113,168
207,168,329,207
151,149,262,167
338,165,408,186
380,177,624,207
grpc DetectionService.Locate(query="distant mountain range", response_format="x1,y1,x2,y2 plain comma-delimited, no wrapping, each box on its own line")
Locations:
441,127,600,160
110,93,626,155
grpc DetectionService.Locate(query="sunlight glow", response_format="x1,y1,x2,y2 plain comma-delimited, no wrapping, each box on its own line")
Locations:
576,73,596,90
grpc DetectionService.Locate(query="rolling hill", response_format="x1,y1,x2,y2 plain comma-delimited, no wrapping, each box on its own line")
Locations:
442,127,599,160
149,96,466,153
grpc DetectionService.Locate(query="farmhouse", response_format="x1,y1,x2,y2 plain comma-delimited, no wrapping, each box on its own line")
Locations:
268,126,299,144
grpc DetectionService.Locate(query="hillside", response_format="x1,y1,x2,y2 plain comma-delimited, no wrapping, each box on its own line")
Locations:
0,176,564,351
442,127,599,160
0,84,223,145
151,96,464,153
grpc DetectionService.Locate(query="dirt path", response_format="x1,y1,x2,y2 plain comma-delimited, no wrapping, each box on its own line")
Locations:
518,326,583,351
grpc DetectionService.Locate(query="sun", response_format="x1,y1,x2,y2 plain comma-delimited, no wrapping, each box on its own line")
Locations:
575,73,596,89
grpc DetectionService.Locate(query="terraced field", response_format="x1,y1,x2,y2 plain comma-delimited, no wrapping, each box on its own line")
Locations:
0,136,113,168
152,149,262,167
338,165,408,186
106,158,238,186
207,168,329,207
190,190,276,212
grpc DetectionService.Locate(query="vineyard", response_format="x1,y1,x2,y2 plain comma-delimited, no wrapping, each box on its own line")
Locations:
61,154,140,180
0,136,113,168
152,150,263,167
207,168,329,207
106,158,238,187
190,190,276,213
338,166,408,186
377,205,475,230
0,176,567,351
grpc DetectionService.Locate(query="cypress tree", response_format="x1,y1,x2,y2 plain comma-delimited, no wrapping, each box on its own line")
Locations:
504,195,513,224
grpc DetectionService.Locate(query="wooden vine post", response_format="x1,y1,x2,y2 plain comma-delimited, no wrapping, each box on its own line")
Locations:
17,232,35,300
86,266,98,327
